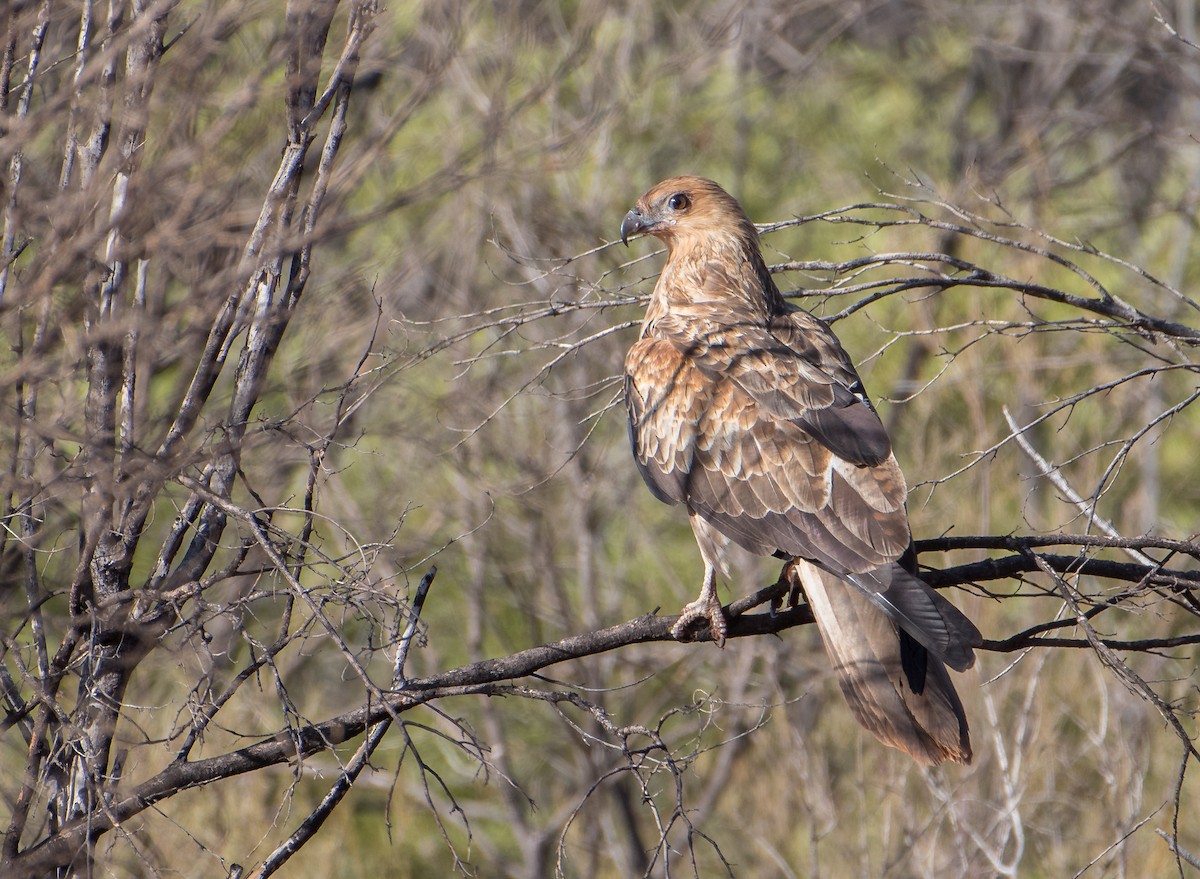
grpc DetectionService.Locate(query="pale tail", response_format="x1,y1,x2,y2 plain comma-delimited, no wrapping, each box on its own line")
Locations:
795,559,973,765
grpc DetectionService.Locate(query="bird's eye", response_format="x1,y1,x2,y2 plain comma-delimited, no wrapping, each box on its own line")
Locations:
668,192,690,211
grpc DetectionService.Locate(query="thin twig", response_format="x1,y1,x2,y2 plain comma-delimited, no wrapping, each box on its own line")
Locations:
249,567,436,879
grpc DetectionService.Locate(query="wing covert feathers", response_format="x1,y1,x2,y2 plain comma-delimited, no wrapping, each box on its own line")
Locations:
624,333,913,571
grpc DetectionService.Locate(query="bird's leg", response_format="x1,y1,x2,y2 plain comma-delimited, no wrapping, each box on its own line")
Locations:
671,561,727,646
770,557,805,614
770,561,789,616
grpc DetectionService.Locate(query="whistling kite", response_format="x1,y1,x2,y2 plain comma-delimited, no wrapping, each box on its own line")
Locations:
620,176,981,764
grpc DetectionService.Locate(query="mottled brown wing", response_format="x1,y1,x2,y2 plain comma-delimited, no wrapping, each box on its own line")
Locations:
731,322,890,467
624,330,912,572
667,262,894,467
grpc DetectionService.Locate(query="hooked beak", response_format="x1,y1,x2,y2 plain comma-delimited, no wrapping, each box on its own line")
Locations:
620,207,647,246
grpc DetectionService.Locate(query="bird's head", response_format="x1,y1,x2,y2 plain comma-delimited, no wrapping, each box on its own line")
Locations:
620,176,759,254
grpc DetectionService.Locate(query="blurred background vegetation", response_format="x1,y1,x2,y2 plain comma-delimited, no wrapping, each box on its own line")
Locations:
3,0,1200,876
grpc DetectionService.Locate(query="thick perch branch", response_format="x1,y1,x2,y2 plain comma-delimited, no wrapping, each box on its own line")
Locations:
9,536,1198,876
4,583,802,877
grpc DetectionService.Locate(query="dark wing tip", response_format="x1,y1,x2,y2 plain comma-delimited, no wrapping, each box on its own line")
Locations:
848,565,981,673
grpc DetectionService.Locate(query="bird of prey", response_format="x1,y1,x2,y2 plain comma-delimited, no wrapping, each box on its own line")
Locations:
620,176,981,764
